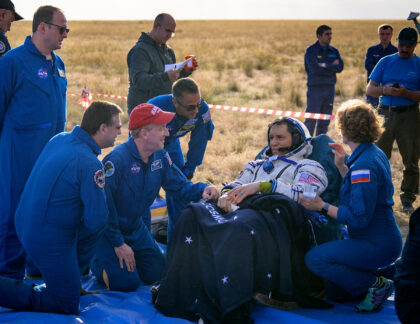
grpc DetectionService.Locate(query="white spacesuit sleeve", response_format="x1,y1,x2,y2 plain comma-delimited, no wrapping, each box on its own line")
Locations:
273,159,328,202
226,160,260,188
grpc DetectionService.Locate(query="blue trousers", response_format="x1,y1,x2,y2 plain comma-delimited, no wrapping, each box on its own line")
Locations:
304,85,335,136
164,139,193,241
0,188,26,279
91,222,165,292
305,239,398,296
0,226,102,314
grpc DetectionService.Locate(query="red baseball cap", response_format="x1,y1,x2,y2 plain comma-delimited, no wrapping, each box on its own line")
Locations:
129,103,175,130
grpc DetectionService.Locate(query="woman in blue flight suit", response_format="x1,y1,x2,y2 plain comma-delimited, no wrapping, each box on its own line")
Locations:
300,99,402,313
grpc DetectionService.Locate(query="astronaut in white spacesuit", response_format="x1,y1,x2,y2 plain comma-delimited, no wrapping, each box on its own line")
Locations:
218,117,328,212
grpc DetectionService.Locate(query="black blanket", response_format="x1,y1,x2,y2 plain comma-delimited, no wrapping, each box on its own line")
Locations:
155,193,325,323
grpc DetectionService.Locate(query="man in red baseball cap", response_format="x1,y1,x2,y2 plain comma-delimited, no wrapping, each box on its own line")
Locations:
90,103,218,292
0,0,23,57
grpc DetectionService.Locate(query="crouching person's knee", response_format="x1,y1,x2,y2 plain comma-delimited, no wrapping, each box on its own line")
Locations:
106,269,141,292
305,247,326,276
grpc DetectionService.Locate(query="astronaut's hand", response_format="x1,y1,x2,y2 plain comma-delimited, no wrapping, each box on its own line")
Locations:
114,243,136,272
217,194,234,212
227,182,260,205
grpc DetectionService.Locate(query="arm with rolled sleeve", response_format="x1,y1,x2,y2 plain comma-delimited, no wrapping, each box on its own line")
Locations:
183,106,215,175
102,158,125,248
337,168,378,229
80,160,109,231
273,161,328,202
128,47,171,92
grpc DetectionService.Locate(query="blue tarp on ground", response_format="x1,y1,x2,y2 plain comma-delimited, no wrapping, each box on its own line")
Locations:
0,274,400,324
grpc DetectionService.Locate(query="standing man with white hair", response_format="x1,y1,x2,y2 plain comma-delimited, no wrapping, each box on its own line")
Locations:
0,5,68,280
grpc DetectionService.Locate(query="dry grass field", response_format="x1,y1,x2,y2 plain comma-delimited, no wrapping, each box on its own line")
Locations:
8,20,419,237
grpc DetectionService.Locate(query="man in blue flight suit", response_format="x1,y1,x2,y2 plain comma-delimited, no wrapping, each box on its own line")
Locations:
148,78,214,237
365,24,398,107
0,101,123,314
0,5,68,280
0,0,23,58
90,103,218,292
304,25,344,136
367,27,420,214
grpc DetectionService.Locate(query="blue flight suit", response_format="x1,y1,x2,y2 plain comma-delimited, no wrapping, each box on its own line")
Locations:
148,94,214,236
304,41,343,136
0,36,67,279
306,142,402,297
0,126,108,314
91,138,208,291
364,43,397,107
0,30,11,58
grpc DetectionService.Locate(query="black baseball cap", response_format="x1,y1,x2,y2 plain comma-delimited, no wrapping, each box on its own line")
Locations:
0,0,23,21
398,27,418,46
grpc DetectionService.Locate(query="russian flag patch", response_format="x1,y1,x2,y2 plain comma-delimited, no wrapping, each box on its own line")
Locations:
351,170,370,184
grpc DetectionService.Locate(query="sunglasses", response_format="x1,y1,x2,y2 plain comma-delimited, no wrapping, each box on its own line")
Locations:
175,98,203,111
45,22,70,35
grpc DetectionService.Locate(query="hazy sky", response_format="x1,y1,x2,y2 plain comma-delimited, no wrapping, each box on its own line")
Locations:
15,0,419,20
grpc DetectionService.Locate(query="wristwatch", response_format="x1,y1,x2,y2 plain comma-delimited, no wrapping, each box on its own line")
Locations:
320,202,330,216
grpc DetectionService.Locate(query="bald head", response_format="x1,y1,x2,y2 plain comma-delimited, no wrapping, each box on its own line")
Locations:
150,13,175,45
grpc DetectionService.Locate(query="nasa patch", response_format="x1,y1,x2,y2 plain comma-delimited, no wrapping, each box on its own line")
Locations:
151,159,163,171
131,162,141,174
38,68,48,79
0,41,5,54
58,68,66,78
104,161,115,177
94,170,105,189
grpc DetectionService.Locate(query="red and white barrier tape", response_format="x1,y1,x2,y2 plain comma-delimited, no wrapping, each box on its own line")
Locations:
207,104,334,120
67,92,335,120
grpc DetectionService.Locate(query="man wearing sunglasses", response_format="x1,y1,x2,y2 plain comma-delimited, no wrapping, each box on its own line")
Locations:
148,78,214,239
127,13,197,115
0,5,68,280
0,0,23,58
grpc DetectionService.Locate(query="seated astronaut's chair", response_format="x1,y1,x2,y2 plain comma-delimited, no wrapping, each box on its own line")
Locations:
255,134,345,244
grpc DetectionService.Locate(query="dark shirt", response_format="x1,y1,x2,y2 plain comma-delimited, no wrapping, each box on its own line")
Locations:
127,33,189,113
364,43,397,82
304,41,344,87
